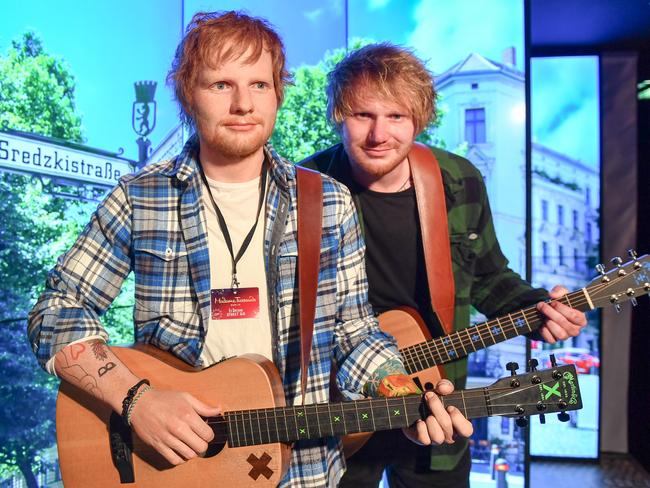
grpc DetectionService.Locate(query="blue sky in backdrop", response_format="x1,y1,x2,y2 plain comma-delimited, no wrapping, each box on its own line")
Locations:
0,0,592,168
1,0,182,162
531,56,600,168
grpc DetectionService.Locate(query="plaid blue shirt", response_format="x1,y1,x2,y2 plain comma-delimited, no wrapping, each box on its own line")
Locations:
28,136,400,487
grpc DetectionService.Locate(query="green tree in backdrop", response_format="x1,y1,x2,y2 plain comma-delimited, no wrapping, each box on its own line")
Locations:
0,32,133,487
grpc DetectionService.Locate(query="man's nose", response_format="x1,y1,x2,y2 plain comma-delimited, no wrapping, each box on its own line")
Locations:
231,87,253,114
368,118,389,144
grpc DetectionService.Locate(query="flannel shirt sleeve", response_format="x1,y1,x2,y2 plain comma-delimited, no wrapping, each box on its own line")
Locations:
470,177,548,318
330,186,402,399
27,181,134,371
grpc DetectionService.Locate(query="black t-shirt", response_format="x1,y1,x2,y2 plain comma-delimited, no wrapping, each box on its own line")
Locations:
356,186,444,338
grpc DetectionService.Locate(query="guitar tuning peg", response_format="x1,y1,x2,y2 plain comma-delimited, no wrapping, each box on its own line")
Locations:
614,303,622,314
631,297,638,307
557,412,570,422
549,354,558,367
527,358,538,372
595,263,606,275
539,414,546,424
516,416,528,428
506,362,519,375
628,249,638,260
611,256,623,267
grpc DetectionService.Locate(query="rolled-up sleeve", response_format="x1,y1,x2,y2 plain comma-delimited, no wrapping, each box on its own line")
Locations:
330,188,402,398
27,182,133,371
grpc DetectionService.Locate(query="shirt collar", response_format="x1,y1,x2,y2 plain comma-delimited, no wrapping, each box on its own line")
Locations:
161,133,294,190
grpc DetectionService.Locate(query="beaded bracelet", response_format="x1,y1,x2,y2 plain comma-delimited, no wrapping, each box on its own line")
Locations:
126,385,153,426
121,379,150,425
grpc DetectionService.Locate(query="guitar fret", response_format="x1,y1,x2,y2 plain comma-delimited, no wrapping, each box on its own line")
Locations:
314,405,322,438
454,330,468,356
338,403,347,435
384,398,393,429
430,338,444,364
292,406,301,439
465,327,477,351
484,320,496,344
273,404,280,439
256,409,263,444
495,317,507,340
564,293,573,308
475,325,487,349
438,334,452,361
354,402,361,433
460,390,468,418
522,312,533,332
419,342,434,369
401,396,410,426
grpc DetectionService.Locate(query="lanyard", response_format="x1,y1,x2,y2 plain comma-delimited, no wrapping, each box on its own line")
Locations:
199,160,268,289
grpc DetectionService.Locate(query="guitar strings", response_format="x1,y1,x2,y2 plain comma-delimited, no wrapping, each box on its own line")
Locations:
400,280,647,368
203,376,572,432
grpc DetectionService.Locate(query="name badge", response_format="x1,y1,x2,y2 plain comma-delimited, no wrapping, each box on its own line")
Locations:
211,287,260,320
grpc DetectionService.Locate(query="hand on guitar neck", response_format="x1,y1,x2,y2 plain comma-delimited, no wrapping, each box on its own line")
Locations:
403,379,474,446
53,340,220,466
536,285,588,344
370,360,473,446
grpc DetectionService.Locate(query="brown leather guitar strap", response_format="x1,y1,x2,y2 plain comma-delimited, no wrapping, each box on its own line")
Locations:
408,142,455,335
296,166,323,404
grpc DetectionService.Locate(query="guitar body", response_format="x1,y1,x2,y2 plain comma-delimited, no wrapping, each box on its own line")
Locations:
56,346,291,487
379,307,446,388
342,307,445,458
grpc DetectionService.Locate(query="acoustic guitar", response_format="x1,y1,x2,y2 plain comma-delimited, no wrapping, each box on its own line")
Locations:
56,346,582,487
342,252,649,456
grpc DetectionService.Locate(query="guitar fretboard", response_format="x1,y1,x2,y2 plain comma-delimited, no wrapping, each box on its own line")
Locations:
401,290,592,374
222,388,491,447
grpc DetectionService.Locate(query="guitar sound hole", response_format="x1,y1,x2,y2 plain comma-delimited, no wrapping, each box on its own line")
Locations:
424,382,434,391
205,414,227,458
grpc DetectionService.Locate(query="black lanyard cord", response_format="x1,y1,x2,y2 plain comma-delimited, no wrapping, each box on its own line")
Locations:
199,159,268,288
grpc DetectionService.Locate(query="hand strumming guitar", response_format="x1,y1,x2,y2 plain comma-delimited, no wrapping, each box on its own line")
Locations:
53,340,220,465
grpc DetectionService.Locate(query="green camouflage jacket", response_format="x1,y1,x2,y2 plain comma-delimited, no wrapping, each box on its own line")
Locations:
301,143,547,469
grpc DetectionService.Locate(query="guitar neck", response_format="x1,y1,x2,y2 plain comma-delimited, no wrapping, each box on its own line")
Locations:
223,389,489,447
401,289,592,374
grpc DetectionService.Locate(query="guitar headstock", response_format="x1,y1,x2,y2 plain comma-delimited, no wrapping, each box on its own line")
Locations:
486,363,582,424
585,250,650,311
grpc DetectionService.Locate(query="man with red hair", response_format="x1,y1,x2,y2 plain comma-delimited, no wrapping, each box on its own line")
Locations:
28,13,472,486
302,42,587,487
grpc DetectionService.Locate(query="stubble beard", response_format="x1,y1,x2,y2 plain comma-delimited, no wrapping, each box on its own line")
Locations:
199,121,274,160
347,143,411,179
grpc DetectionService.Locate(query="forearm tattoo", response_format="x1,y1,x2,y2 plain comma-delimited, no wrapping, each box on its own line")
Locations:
57,340,118,400
364,357,422,398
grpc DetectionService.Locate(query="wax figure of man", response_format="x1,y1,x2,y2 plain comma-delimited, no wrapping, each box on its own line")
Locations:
27,15,474,487
301,43,588,488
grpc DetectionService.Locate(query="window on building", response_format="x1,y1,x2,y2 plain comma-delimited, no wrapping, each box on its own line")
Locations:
542,199,549,221
471,82,479,90
465,108,486,143
542,241,549,264
573,209,579,230
574,248,580,270
558,204,564,226
559,245,565,266
586,186,591,205
586,222,592,242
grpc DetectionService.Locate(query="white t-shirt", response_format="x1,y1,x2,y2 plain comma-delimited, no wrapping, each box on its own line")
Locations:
200,174,273,366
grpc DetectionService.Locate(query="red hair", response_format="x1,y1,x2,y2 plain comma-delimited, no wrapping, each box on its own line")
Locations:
167,11,291,125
